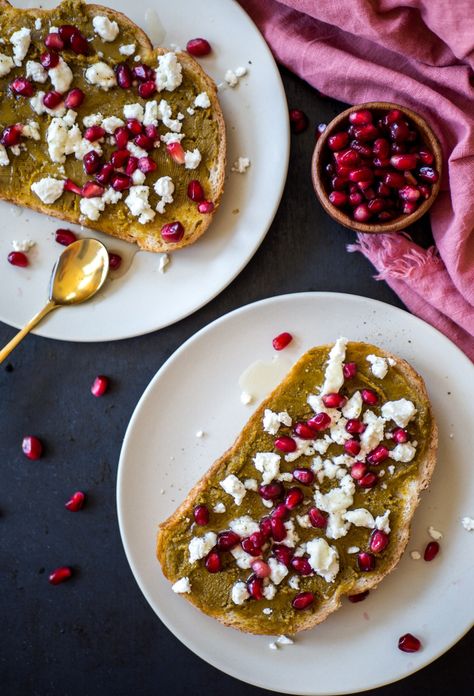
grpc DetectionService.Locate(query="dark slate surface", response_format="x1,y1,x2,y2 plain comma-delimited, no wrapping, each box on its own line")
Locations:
0,67,471,696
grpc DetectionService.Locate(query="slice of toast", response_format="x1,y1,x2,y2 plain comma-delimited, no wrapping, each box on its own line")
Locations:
0,0,226,252
157,339,438,635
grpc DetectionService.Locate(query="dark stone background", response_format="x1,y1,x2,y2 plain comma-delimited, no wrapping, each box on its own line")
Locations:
0,67,472,696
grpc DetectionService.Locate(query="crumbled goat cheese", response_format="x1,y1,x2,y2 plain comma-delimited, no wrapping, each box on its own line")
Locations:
12,239,35,252
126,141,148,159
277,635,294,645
235,66,247,77
390,442,416,462
281,520,299,548
230,545,255,569
83,112,104,127
160,131,184,144
330,417,352,445
119,43,136,56
195,430,204,438
34,19,42,30
31,177,64,204
187,106,195,116
306,538,340,583
288,575,300,590
320,337,348,395
10,27,31,67
462,516,474,531
381,399,417,428
21,121,40,140
158,253,170,273
410,551,421,560
131,169,145,185
85,62,117,90
240,391,253,405
314,474,355,539
253,452,281,484
143,100,158,127
155,52,183,92
171,576,191,593
48,57,73,93
374,510,391,533
80,196,105,221
194,91,210,108
154,176,175,214
244,478,258,491
296,514,312,529
347,546,360,554
124,186,156,224
231,581,250,605
344,508,375,528
359,410,386,458
188,532,217,563
102,116,125,134
366,354,390,379
26,60,47,83
0,145,10,166
284,437,314,463
268,642,278,650
213,502,225,514
92,16,120,42
313,436,332,455
342,391,362,419
428,525,443,540
157,99,182,132
220,474,247,505
0,53,15,77
102,188,122,205
184,148,202,169
262,409,292,435
29,91,65,117
262,607,272,615
231,156,251,173
229,515,259,537
268,557,289,585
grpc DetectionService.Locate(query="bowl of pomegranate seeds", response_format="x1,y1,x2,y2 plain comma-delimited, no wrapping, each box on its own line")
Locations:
312,102,442,233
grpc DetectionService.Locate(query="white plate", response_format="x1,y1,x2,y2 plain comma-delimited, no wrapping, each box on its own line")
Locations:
0,0,289,342
117,292,474,695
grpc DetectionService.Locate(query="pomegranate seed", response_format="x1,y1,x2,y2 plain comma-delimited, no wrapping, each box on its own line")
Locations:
390,121,411,142
274,435,297,453
65,491,85,512
125,157,138,175
370,529,390,553
249,531,264,549
259,516,272,539
418,166,439,182
187,180,204,202
398,633,421,653
272,331,292,351
193,504,209,526
424,541,440,561
350,462,368,480
399,185,420,202
58,25,76,43
115,62,133,89
22,435,43,459
377,182,392,197
83,150,102,174
378,211,395,221
161,221,185,243
315,122,327,140
273,544,293,567
354,124,379,142
392,428,408,443
1,124,22,147
419,184,431,199
419,150,434,165
55,229,77,246
357,552,375,571
84,126,105,142
216,530,240,551
138,80,156,98
49,566,73,585
292,467,314,485
390,153,418,170
334,148,359,167
271,503,290,520
372,138,390,158
113,126,129,149
359,472,378,489
91,375,109,397
44,33,64,50
291,557,312,575
329,191,347,208
204,549,221,573
384,109,403,126
292,591,314,610
144,124,159,141
346,418,366,435
11,77,35,97
108,253,122,271
294,422,316,440
309,507,327,528
322,393,346,408
197,200,215,214
251,559,270,578
343,362,357,378
40,50,60,70
135,133,154,151
348,590,369,603
271,516,287,541
69,30,89,55
82,181,105,198
353,202,372,222
307,412,331,431
331,175,348,191
136,156,156,174
132,64,155,82
8,251,28,267
95,163,114,186
383,171,406,188
344,438,361,456
289,108,309,134
259,482,283,500
111,149,130,168
368,198,386,213
349,110,373,126
64,88,84,109
349,167,374,183
285,487,304,510
328,131,349,151
126,118,143,135
351,140,372,157
110,172,132,191
402,201,418,215
43,91,63,108
247,574,264,600
361,388,378,405
63,178,82,195
241,537,261,556
367,444,389,465
186,37,212,56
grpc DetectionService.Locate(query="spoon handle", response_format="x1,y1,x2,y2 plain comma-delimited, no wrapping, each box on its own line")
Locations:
0,300,58,364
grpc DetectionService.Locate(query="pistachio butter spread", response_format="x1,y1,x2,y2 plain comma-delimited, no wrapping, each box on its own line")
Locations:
157,339,437,634
0,0,223,249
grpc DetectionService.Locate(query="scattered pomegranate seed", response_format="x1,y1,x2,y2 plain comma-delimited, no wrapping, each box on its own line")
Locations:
186,37,212,57
291,557,312,575
271,503,290,520
392,427,409,443
349,110,373,126
274,435,297,453
345,418,366,435
95,163,114,186
84,126,105,142
63,178,82,195
329,191,347,208
44,33,64,50
82,181,105,199
204,550,221,573
285,487,304,510
58,25,76,44
308,507,327,528
419,150,434,165
22,435,43,459
83,150,102,175
55,229,77,246
328,131,349,151
144,124,159,141
418,166,439,182
161,221,185,243
251,559,271,578
294,422,316,440
292,468,315,485
64,88,84,109
357,551,375,571
115,62,133,89
40,50,60,69
125,157,138,175
390,153,418,170
187,180,204,202
166,141,185,164
241,537,261,556
289,108,309,134
361,388,378,405
247,574,264,599
111,149,129,169
322,393,346,408
423,541,439,561
126,118,143,136
366,444,389,465
138,80,156,98
108,253,122,271
273,544,293,567
307,412,331,431
43,91,63,109
271,516,287,541
344,438,361,456
259,516,272,539
259,482,283,500
8,251,28,267
216,530,240,551
11,77,35,97
132,64,155,82
292,591,314,610
398,633,421,653
1,124,22,147
91,375,109,397
348,590,369,603
65,491,85,511
350,462,368,480
272,331,292,351
113,126,129,150
110,172,132,192
197,200,215,214
134,133,154,151
193,504,209,526
370,529,390,553
69,30,89,55
358,472,378,488
49,566,73,585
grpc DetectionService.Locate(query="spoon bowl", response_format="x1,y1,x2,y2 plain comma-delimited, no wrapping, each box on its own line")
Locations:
50,238,109,305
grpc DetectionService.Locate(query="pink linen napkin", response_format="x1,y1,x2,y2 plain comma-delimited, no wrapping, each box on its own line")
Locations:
238,0,474,360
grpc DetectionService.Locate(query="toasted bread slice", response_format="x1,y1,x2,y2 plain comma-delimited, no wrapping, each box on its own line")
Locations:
157,339,437,635
0,0,225,252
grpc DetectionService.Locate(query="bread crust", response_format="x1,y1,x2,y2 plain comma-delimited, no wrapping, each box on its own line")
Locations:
0,0,226,253
157,341,438,635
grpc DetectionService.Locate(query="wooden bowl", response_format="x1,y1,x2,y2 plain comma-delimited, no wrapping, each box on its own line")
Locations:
311,102,442,234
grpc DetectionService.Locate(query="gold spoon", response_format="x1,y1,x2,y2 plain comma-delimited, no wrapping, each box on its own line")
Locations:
0,239,109,364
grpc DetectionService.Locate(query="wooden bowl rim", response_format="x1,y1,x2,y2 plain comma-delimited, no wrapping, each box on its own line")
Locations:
311,101,443,234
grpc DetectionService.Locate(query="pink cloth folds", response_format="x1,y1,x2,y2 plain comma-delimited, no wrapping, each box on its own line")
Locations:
239,0,474,360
